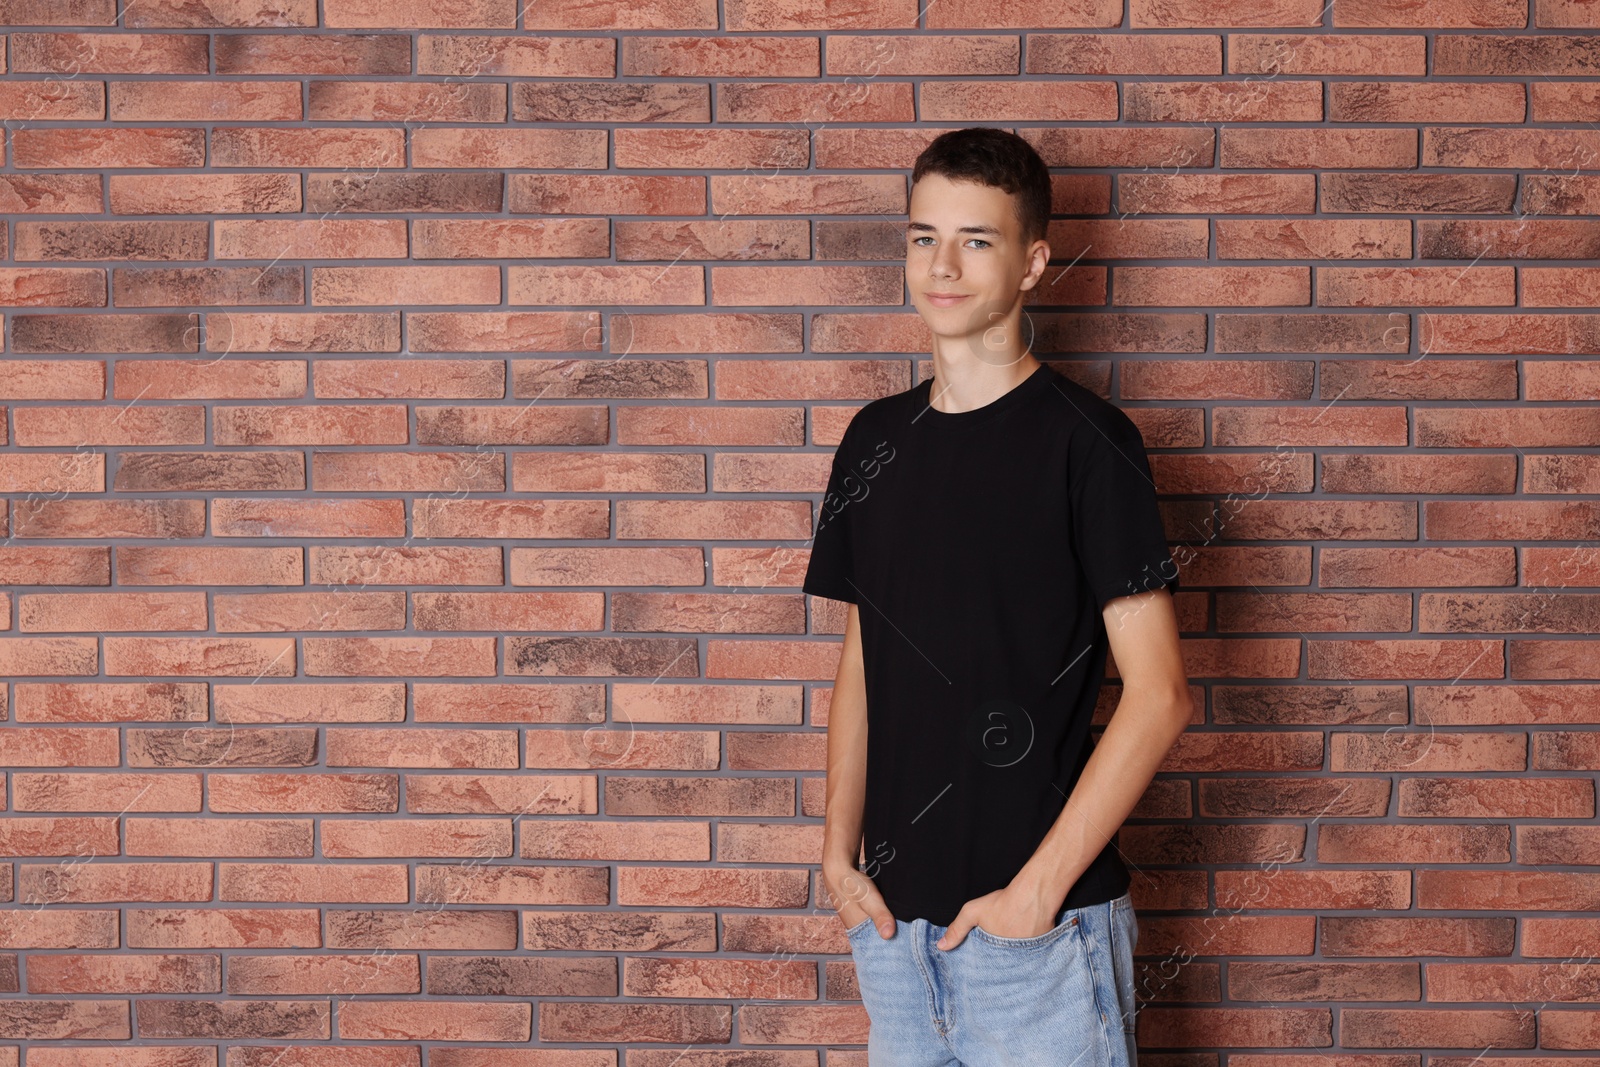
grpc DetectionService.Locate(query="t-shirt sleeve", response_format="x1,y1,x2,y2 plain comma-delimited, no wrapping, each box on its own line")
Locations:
1069,409,1180,610
802,420,861,604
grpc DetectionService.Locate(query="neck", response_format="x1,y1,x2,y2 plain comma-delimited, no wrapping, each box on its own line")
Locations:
925,351,1043,414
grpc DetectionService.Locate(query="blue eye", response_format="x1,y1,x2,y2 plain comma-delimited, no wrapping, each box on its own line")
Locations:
909,236,989,248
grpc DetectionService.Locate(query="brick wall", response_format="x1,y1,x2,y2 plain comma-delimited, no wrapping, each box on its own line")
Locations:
2,0,1600,1062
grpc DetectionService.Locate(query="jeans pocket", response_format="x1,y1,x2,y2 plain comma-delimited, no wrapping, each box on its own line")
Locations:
1112,900,1139,1034
969,912,1079,950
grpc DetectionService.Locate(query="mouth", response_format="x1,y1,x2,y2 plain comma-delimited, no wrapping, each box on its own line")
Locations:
923,292,971,306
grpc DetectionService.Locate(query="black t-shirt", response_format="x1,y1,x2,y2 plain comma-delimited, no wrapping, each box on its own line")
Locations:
803,362,1180,927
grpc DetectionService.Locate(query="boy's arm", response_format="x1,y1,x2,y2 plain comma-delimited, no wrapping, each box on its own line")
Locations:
937,586,1190,948
820,604,887,930
1012,586,1190,912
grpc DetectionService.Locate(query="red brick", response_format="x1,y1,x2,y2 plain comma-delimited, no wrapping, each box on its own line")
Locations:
0,727,120,767
1322,453,1517,494
107,173,301,214
1523,267,1600,307
325,727,519,768
612,128,806,172
0,360,104,399
0,81,105,122
300,169,501,216
514,0,716,28
1317,266,1517,307
1214,405,1409,446
1539,0,1600,25
116,0,312,25
27,953,219,994
1029,126,1217,167
1216,219,1412,259
29,1048,219,1067
714,81,910,123
924,0,1122,28
706,265,901,307
1119,173,1316,214
12,771,202,812
1141,450,1310,496
1227,33,1427,74
1215,314,1409,353
1524,456,1600,497
218,862,409,903
128,818,313,859
309,1,507,28
127,908,321,949
1319,358,1517,400
1125,79,1322,121
215,31,411,74
921,80,1118,121
0,998,129,1040
1422,127,1600,168
9,214,230,259
338,1001,529,1042
215,128,409,169
1418,313,1600,353
227,953,420,995
1026,33,1221,73
14,128,206,169
1415,408,1600,447
1330,82,1527,123
413,34,610,76
1435,33,1600,74
1309,639,1506,680
0,268,103,309
1221,128,1419,169
1116,266,1310,307
1319,546,1517,588
1333,0,1528,25
110,81,301,121
1531,81,1600,122
1054,218,1212,259
1121,359,1314,400
1524,360,1600,400
709,174,903,217
825,35,1016,76
134,999,329,1040
1425,498,1600,543
9,31,208,74
0,909,119,949
207,772,399,813
18,861,212,905
1131,0,1325,25
1523,174,1600,215
1321,173,1517,213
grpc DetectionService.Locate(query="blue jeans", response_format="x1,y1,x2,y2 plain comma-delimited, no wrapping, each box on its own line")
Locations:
846,890,1140,1067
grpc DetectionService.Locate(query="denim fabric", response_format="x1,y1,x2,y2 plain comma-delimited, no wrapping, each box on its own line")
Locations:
846,890,1140,1067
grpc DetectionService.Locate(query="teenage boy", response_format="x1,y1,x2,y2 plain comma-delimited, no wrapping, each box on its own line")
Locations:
806,126,1191,1067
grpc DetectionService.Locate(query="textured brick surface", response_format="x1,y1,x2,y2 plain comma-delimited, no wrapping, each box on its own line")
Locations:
1,3,1598,1061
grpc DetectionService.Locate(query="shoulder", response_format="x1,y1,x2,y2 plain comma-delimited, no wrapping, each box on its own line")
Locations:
833,376,924,449
1040,368,1146,450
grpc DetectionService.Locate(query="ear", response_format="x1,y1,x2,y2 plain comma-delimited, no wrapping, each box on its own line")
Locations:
1019,237,1052,292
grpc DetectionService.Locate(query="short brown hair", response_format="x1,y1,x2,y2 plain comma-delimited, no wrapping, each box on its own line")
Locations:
911,127,1053,247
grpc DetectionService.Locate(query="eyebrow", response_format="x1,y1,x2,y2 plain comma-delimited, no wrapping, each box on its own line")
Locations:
906,221,1004,237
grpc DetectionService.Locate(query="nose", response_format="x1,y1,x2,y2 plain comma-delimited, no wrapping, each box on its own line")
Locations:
927,242,959,280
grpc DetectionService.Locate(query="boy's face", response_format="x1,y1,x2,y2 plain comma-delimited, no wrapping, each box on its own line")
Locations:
905,172,1049,353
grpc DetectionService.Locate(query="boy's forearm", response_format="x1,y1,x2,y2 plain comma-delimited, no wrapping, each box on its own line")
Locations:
822,616,870,870
1013,685,1191,911
823,677,869,868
